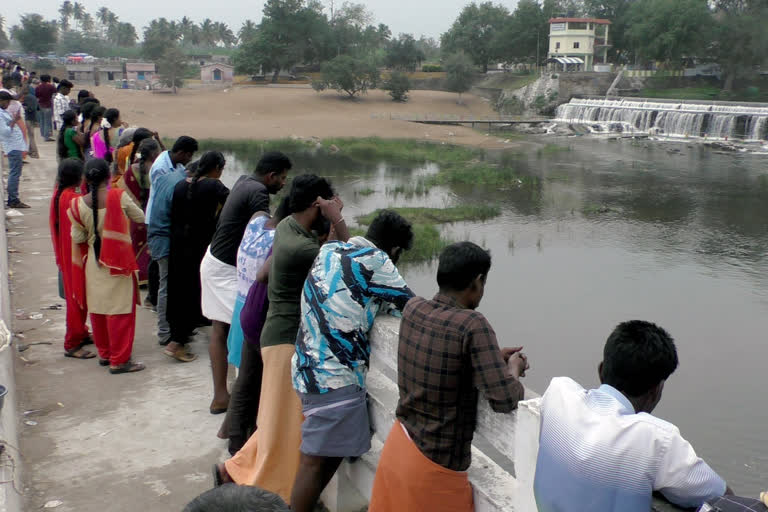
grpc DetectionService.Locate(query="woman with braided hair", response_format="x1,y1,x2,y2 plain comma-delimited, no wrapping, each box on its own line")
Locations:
49,158,93,359
69,158,146,374
165,151,229,362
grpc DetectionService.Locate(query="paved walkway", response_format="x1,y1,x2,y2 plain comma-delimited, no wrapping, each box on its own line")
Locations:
9,142,228,511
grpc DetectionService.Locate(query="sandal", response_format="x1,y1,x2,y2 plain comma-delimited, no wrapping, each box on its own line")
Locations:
81,335,94,346
212,464,232,487
109,361,146,374
64,343,96,360
163,347,198,363
98,358,110,367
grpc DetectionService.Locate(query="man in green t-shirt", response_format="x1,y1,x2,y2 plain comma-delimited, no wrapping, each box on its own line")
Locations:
214,174,349,503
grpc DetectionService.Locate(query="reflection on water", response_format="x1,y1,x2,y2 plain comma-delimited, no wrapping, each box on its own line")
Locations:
219,137,768,496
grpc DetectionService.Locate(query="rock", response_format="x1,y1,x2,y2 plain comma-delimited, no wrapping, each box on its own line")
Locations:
44,501,63,508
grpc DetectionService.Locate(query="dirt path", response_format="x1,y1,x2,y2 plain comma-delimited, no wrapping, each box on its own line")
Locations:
11,142,227,511
91,86,512,147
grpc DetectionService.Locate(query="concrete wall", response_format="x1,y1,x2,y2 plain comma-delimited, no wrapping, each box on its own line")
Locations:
558,72,616,102
201,66,234,83
0,156,24,512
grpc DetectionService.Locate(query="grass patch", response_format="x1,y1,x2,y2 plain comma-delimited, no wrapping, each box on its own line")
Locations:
537,143,570,156
197,138,314,157
385,179,431,198
355,187,376,196
350,224,450,263
321,137,482,165
356,205,500,226
427,163,532,187
478,72,539,91
583,204,611,215
639,87,721,100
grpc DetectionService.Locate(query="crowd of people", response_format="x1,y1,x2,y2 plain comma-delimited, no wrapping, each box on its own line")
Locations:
1,74,752,512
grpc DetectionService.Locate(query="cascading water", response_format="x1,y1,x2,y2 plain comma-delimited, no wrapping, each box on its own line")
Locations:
556,98,768,140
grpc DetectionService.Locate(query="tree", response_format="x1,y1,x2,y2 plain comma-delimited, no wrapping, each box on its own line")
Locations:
72,2,85,31
416,36,441,63
59,1,74,32
441,2,511,72
494,0,546,66
157,45,190,94
81,13,95,34
238,20,259,43
385,33,425,71
319,54,380,97
382,71,411,101
215,22,236,48
626,0,712,66
0,16,9,51
142,18,181,60
58,30,106,57
200,18,217,46
11,14,58,55
582,0,634,62
444,51,475,104
108,22,138,47
710,0,768,90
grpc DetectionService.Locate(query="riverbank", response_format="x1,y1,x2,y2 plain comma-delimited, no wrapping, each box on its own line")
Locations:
90,85,526,148
9,142,228,511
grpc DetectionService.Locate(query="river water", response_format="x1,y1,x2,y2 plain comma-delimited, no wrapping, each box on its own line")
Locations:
220,137,768,496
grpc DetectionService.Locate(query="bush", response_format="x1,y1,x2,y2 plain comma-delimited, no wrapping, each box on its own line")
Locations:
382,72,411,102
422,64,443,72
319,55,380,98
311,80,327,93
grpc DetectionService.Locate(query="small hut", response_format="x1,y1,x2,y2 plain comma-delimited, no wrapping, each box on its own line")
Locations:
201,63,234,84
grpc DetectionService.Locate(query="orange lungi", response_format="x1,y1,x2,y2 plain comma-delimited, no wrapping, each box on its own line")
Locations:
369,420,474,512
224,344,303,503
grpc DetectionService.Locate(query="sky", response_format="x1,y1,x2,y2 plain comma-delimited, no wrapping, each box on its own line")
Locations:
2,0,521,40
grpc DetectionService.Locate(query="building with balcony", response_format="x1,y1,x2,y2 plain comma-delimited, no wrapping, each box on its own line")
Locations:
548,17,611,72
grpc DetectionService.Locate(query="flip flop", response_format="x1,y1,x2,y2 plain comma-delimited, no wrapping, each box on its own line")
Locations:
210,405,228,415
109,362,146,374
163,347,198,363
98,358,110,367
64,342,96,360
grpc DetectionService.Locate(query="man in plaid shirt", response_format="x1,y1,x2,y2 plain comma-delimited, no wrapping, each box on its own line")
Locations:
369,241,529,512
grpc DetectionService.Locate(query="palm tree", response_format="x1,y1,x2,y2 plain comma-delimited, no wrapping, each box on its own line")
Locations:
59,1,73,31
200,18,216,47
238,20,258,44
72,2,85,31
81,12,94,34
218,24,236,48
96,7,110,26
179,16,195,46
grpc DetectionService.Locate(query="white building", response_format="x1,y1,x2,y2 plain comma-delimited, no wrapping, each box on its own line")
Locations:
548,17,611,72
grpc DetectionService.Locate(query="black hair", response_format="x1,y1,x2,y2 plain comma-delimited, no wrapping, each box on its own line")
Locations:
437,241,492,291
57,110,80,160
80,100,98,132
77,90,90,102
53,159,85,233
187,151,225,200
84,159,111,263
137,138,161,167
171,135,199,154
41,75,51,83
57,79,73,90
366,210,414,254
128,128,154,168
255,151,292,177
273,196,292,222
602,320,679,398
101,108,120,163
85,106,105,154
183,484,290,512
53,77,60,83
288,174,334,213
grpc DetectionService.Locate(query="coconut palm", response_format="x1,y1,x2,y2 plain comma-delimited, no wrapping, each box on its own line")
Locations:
96,7,110,26
59,1,73,31
214,22,236,48
238,20,258,44
179,16,196,46
81,12,94,34
72,2,85,31
200,18,216,47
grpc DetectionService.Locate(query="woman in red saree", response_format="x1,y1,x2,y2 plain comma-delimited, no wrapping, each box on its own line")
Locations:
49,158,93,359
116,137,161,285
70,159,146,374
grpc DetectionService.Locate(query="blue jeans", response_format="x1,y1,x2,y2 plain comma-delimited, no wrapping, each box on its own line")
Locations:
39,108,52,140
6,150,23,204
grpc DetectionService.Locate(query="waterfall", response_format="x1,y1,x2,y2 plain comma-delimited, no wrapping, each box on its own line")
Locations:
555,98,768,140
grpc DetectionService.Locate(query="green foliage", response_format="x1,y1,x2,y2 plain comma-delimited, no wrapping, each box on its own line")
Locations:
382,72,411,102
427,163,530,187
441,2,511,72
320,137,482,164
498,95,524,115
385,34,425,71
494,0,547,65
350,223,450,263
0,16,9,50
422,64,443,72
444,51,476,100
11,14,58,55
710,2,768,91
626,0,712,65
311,80,327,92
58,30,107,57
157,46,191,93
319,55,380,98
355,187,376,196
356,205,500,225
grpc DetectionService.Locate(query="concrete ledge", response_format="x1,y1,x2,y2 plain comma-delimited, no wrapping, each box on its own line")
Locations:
0,155,24,512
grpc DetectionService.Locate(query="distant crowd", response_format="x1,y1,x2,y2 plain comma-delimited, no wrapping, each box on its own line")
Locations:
1,72,758,512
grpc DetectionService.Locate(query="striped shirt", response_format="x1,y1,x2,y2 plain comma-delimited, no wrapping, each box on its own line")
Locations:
534,377,726,512
292,237,413,394
53,92,70,129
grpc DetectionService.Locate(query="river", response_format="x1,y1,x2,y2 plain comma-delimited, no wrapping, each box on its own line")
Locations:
219,136,768,497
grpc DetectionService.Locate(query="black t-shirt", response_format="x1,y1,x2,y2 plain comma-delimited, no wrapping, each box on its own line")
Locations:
209,175,270,266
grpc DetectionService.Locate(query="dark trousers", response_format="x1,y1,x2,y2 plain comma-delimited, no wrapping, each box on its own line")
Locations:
227,337,264,455
147,259,159,306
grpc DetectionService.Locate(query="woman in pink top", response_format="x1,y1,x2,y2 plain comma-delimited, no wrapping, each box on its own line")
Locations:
91,108,124,163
